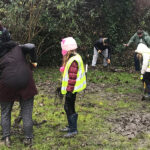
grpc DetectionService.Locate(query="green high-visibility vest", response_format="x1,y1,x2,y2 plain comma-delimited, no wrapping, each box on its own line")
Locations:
61,53,86,94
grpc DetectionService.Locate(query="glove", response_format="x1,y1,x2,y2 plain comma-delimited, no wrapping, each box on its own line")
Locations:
123,44,129,47
107,59,111,64
66,91,73,99
32,62,37,68
140,74,143,80
98,50,102,53
60,66,65,72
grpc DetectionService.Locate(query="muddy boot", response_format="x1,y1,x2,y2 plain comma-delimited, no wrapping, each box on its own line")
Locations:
4,136,11,147
60,126,70,132
143,94,150,100
91,66,97,70
64,113,78,138
60,115,71,132
23,138,33,147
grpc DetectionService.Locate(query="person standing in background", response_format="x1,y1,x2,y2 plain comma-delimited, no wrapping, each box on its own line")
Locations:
124,28,150,71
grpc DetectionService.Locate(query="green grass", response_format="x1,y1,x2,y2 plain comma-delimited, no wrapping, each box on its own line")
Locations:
0,67,150,150
33,67,61,82
87,69,140,85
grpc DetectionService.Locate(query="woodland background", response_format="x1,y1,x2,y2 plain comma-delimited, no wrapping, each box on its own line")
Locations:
0,0,150,66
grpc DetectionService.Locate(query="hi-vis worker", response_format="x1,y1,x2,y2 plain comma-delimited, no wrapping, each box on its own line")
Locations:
135,43,150,100
59,37,86,138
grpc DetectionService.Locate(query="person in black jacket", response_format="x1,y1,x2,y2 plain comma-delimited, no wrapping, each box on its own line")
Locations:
0,21,11,44
91,37,111,67
0,41,37,147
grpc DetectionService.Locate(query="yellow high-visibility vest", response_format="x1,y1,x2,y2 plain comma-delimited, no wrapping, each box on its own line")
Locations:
148,59,150,68
61,53,86,94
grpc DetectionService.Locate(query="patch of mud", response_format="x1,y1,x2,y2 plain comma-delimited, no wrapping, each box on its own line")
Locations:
36,80,108,101
89,65,136,73
37,81,106,94
36,80,141,103
37,81,60,95
84,82,106,93
108,112,150,139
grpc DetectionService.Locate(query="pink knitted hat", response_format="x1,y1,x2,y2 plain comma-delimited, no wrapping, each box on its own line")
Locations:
61,37,77,53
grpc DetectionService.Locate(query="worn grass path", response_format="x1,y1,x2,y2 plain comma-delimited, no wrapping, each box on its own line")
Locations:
1,67,150,150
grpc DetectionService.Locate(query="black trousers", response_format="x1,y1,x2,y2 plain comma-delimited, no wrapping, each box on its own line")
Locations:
0,98,34,139
134,53,140,71
64,92,77,116
143,72,150,94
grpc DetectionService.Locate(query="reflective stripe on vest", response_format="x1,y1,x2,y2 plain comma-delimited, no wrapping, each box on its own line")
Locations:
148,59,150,68
61,53,86,94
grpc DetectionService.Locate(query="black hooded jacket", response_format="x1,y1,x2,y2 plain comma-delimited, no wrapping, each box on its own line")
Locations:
94,38,111,59
0,41,37,90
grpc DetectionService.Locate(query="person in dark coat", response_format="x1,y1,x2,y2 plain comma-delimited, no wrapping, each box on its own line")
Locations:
0,41,38,147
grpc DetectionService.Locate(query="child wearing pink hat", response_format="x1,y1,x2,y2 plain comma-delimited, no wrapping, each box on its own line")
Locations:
60,37,86,138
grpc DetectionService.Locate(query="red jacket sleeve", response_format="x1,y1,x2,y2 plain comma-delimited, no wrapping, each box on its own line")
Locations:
66,60,78,92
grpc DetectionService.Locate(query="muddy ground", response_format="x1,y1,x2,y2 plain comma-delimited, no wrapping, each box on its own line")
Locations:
36,71,150,141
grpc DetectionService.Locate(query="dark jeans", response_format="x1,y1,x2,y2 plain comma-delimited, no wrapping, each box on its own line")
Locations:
143,72,150,94
64,92,77,116
0,98,34,139
134,53,140,71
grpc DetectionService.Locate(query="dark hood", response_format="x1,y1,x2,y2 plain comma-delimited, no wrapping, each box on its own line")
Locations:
0,41,18,58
